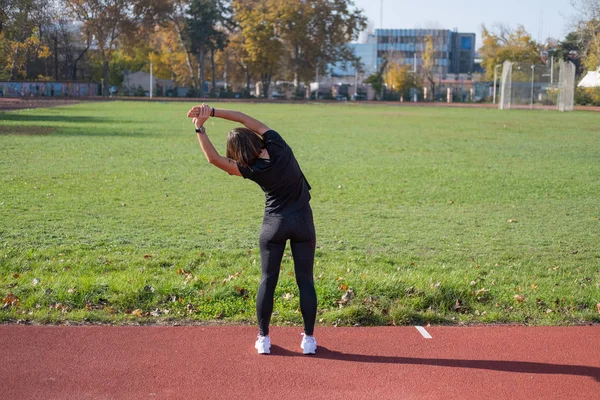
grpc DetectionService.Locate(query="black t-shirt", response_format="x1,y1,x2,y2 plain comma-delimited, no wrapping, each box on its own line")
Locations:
237,130,311,215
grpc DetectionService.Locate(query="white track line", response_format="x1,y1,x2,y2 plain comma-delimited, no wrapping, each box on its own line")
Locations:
415,326,432,339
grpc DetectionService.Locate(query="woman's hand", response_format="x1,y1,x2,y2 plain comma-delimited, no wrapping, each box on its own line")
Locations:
190,104,211,128
187,103,212,121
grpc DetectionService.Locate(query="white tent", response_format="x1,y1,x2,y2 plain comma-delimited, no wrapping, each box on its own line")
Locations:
578,69,600,88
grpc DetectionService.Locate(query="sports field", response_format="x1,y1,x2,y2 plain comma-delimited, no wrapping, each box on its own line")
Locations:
0,101,598,325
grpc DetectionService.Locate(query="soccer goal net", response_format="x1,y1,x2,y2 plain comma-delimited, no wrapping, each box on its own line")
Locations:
498,59,576,111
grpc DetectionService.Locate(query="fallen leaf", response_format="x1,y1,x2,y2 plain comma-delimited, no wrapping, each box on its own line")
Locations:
336,277,345,281
452,299,461,310
514,294,526,303
143,254,152,259
150,309,161,317
469,280,476,286
235,286,248,298
11,273,19,279
508,219,518,223
339,289,354,304
474,288,489,296
597,303,600,314
338,284,348,291
131,309,143,317
2,292,20,308
282,293,294,301
531,283,538,290
361,273,367,280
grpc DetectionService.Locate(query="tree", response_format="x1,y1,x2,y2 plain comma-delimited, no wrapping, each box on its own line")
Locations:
65,0,164,95
555,32,585,76
479,24,541,80
422,35,436,101
216,30,255,93
385,61,420,100
185,0,229,97
0,0,51,80
274,0,367,95
571,0,600,71
233,0,283,98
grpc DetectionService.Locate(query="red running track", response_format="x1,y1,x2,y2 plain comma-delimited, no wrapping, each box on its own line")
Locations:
1,325,598,399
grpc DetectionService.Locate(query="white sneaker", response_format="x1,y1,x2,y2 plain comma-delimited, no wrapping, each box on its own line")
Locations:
255,335,271,354
300,333,317,355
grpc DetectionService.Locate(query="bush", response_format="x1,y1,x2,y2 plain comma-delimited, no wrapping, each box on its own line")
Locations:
574,87,600,106
134,85,146,97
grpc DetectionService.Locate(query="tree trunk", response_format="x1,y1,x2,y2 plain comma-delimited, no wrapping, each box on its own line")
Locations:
211,48,216,96
103,58,110,97
172,21,197,88
54,35,59,80
197,46,206,97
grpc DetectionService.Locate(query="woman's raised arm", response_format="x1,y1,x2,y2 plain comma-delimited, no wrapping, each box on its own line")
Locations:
187,105,271,136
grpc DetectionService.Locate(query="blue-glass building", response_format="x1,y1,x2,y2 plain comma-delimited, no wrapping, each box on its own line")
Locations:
375,29,476,75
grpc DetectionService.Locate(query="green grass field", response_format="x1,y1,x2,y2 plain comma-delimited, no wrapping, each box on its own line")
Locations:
1,101,598,326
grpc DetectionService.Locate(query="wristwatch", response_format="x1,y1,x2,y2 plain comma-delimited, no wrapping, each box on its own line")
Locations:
195,125,206,134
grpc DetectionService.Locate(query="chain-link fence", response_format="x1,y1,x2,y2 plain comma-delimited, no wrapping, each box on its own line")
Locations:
499,60,575,111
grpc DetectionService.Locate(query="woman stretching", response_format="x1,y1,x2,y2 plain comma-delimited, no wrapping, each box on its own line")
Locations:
187,104,317,355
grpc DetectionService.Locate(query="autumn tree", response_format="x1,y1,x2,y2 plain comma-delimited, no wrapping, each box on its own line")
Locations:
65,0,166,95
274,0,367,95
422,35,436,100
479,24,541,80
0,0,51,80
571,0,600,71
217,30,255,93
233,0,283,97
185,0,229,97
385,61,420,100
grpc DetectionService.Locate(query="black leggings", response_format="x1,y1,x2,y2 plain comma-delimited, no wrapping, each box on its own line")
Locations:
257,204,317,336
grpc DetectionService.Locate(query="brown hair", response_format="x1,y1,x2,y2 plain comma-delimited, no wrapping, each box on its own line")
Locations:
226,127,265,167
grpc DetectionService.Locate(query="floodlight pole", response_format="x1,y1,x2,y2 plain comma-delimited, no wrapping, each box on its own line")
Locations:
315,60,319,100
150,59,153,98
530,65,535,109
550,56,554,86
493,64,502,104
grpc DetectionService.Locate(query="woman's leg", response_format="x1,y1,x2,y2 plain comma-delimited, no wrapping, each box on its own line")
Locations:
290,206,317,336
257,214,286,336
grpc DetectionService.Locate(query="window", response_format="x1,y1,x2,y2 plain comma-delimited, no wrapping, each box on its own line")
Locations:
460,36,472,50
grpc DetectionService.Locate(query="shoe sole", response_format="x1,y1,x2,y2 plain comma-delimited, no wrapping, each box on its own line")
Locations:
256,346,271,355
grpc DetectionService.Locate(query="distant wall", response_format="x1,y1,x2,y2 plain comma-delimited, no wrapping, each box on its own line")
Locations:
0,82,100,97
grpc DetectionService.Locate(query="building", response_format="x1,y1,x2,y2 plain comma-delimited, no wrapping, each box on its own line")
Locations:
122,71,174,96
375,29,476,76
578,68,600,88
330,34,378,78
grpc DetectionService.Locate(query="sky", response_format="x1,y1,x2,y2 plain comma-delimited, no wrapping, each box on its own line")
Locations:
353,0,578,46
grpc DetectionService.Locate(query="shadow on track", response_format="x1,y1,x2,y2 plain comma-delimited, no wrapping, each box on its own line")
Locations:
269,345,600,382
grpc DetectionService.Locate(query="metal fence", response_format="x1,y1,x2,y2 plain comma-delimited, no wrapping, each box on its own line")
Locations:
0,81,99,97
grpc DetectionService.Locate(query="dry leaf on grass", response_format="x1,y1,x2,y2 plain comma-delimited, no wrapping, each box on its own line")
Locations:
2,292,20,308
131,309,143,317
514,294,526,303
